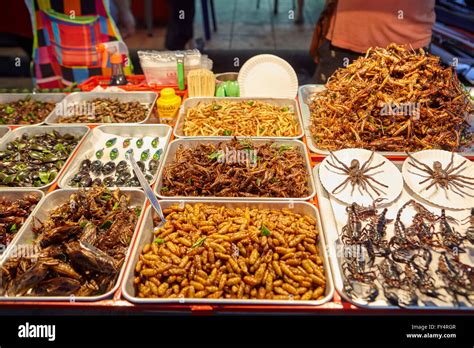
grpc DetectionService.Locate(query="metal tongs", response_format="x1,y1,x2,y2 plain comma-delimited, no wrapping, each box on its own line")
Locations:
127,151,166,228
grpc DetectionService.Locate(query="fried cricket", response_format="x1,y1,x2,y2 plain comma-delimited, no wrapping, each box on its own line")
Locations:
309,44,473,151
160,139,310,198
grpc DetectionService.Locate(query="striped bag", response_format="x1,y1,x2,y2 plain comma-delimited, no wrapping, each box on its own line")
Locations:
25,0,133,88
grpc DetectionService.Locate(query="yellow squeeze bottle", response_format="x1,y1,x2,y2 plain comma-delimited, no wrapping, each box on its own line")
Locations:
156,88,181,124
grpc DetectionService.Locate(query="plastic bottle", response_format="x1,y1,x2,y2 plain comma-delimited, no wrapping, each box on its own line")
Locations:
110,53,128,86
156,88,181,124
97,41,130,68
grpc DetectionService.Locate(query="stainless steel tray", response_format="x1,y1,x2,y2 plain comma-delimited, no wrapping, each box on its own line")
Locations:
45,92,157,125
0,125,89,190
0,126,9,140
58,124,172,189
122,200,334,305
174,97,304,139
298,84,474,157
0,188,146,302
154,138,316,201
313,163,473,310
0,93,66,127
0,188,44,258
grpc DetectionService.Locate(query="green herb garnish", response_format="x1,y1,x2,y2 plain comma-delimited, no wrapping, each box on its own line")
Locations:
239,139,253,149
223,130,232,136
79,221,88,228
5,106,14,114
208,151,223,160
135,207,142,216
278,145,293,154
100,220,113,229
54,143,65,152
246,101,254,106
39,171,50,184
154,237,165,244
191,237,207,249
261,225,271,236
9,223,17,232
212,104,222,111
13,163,27,171
112,202,120,210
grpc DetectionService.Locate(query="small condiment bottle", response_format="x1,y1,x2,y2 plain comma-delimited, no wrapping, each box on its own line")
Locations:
110,53,128,86
156,88,181,124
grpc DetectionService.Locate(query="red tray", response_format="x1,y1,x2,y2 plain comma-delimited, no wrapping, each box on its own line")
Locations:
78,74,184,94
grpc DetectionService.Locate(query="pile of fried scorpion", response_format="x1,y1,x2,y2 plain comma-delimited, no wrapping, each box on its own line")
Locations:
341,200,474,307
0,186,139,297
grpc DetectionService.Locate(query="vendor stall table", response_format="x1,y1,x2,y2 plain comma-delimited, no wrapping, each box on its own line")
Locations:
0,80,471,316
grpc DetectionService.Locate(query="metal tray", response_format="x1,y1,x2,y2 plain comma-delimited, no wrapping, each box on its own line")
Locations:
0,188,146,302
174,97,304,139
0,126,9,140
0,188,44,258
45,91,157,125
58,124,172,189
0,93,66,127
313,163,473,310
298,84,474,157
122,200,334,306
0,125,89,190
154,138,316,201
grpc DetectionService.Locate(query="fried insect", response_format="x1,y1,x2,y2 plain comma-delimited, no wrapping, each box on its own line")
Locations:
325,150,388,198
160,139,310,198
0,96,56,125
0,186,140,297
309,43,473,151
183,100,300,137
437,253,474,304
0,194,40,248
406,152,474,197
57,98,148,123
341,199,473,307
134,203,326,301
0,131,80,187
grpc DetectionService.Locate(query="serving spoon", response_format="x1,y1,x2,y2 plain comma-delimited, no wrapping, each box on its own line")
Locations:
126,151,166,227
